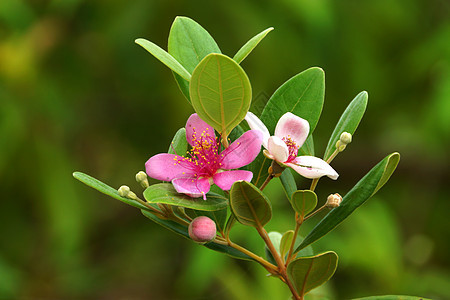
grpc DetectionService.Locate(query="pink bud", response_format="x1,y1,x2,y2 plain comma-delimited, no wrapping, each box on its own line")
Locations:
188,216,217,243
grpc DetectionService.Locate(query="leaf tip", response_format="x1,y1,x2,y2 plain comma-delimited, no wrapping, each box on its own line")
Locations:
134,38,145,45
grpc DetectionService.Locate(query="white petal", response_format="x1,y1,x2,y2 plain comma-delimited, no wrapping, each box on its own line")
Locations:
245,111,270,149
267,136,289,163
274,112,310,148
287,156,339,180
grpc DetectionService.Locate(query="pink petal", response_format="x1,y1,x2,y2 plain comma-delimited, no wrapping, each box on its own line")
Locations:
244,112,270,149
220,130,263,169
172,176,211,199
145,153,195,181
267,136,289,163
274,112,310,148
286,156,339,180
213,170,253,190
186,113,216,146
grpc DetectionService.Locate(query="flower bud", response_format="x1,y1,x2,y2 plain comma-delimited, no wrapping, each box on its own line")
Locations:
188,216,217,243
326,193,342,208
335,140,347,152
118,185,138,200
136,171,149,188
339,132,352,145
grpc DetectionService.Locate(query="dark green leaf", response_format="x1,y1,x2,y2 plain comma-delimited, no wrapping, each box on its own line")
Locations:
287,251,338,296
298,135,314,156
168,127,188,156
190,53,252,138
135,38,191,81
73,172,148,210
233,27,274,64
143,183,228,211
280,169,297,200
291,190,317,219
295,152,400,253
229,180,272,227
168,16,222,101
323,91,368,160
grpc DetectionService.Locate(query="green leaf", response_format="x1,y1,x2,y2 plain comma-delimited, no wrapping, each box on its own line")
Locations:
280,230,294,258
229,180,272,227
280,169,297,200
168,127,188,156
287,251,338,297
185,208,228,233
298,135,315,156
143,183,228,211
351,296,431,300
168,16,222,101
190,53,252,138
323,91,368,160
265,231,282,265
135,38,191,81
73,172,148,211
291,190,318,219
250,67,325,183
294,152,400,253
141,210,252,261
233,27,274,64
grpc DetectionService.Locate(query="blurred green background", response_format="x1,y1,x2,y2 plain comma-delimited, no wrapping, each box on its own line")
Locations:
1,0,449,299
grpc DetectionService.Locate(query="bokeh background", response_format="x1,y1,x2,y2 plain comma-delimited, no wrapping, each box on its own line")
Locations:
1,0,449,299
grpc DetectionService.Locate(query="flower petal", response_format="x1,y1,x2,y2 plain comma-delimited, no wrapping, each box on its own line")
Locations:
220,130,263,169
172,177,211,200
146,153,195,181
267,136,289,163
287,156,339,180
274,112,310,148
244,111,270,149
186,113,216,146
213,170,253,190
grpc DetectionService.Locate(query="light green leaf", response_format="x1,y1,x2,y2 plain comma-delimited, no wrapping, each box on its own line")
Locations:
73,172,148,211
143,183,228,211
280,169,297,200
233,27,274,64
168,16,222,101
141,210,252,261
295,152,400,253
190,53,252,138
280,230,294,258
352,296,431,300
265,231,282,265
135,38,191,81
323,91,368,160
168,127,188,156
229,180,272,227
291,190,317,219
287,251,338,297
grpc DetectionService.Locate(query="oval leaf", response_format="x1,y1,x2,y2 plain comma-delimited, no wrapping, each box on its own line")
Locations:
141,210,252,261
73,172,148,211
143,183,228,211
135,38,191,81
280,169,297,200
295,152,400,253
190,53,252,137
287,251,338,297
168,127,188,156
291,190,318,219
265,231,282,265
230,180,272,227
323,91,368,160
233,27,274,64
168,16,222,101
280,230,294,258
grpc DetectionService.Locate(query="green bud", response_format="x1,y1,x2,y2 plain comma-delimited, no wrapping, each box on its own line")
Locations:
118,185,131,197
136,171,149,188
339,132,352,145
335,140,347,152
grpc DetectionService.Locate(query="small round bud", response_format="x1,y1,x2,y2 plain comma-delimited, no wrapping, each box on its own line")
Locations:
118,185,131,197
188,216,217,243
136,171,149,188
326,193,342,208
339,132,352,145
335,140,347,152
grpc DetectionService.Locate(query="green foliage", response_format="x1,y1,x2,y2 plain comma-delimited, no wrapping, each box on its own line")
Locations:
265,231,282,265
280,230,294,258
233,27,274,64
287,251,338,297
279,169,297,200
291,190,318,219
167,127,188,156
189,53,252,138
143,183,228,211
352,296,431,300
229,181,272,227
295,152,400,253
299,135,315,156
323,91,368,160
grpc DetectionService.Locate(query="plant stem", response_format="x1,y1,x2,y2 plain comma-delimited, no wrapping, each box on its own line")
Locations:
260,174,274,191
309,178,319,192
285,213,302,266
326,148,340,164
304,204,327,221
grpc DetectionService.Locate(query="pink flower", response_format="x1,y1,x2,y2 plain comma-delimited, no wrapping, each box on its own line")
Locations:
146,114,263,199
245,112,338,180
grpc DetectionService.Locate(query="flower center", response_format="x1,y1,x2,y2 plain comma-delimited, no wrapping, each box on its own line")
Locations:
282,136,299,162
